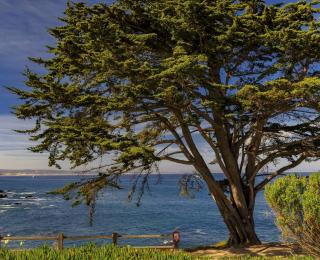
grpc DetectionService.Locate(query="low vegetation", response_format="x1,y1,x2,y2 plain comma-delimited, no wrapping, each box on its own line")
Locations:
265,174,320,257
0,244,199,260
0,243,315,259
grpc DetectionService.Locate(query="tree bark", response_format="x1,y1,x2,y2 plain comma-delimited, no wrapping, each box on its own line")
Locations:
213,192,261,246
193,162,261,246
201,172,261,245
171,107,261,246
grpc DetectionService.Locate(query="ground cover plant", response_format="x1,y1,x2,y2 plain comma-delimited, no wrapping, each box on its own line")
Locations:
0,244,315,260
0,244,202,260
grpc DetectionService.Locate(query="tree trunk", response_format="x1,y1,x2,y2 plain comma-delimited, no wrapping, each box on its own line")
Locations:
193,163,261,246
214,194,261,246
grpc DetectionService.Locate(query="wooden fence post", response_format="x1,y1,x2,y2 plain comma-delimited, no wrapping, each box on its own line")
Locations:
0,232,176,249
112,232,118,245
57,233,64,250
172,230,180,249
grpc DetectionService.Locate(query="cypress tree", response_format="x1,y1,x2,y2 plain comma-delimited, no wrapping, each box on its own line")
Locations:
10,0,320,245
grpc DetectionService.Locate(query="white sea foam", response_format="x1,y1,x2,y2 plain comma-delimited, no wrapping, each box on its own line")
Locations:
23,202,41,206
0,205,17,209
40,205,57,209
194,229,207,235
1,198,24,201
262,210,274,218
6,192,18,195
32,198,46,201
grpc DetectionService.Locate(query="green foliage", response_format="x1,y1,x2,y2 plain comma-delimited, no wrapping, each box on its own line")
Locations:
0,244,202,260
265,174,320,257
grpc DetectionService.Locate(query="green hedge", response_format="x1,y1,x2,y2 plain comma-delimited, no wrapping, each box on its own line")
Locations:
265,174,320,257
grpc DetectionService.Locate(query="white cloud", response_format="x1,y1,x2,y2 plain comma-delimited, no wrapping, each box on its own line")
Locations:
0,115,54,169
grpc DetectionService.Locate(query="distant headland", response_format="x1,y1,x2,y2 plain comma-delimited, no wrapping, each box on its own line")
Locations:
0,169,85,176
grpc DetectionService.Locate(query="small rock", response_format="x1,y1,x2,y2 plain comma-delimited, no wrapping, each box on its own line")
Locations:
0,192,7,198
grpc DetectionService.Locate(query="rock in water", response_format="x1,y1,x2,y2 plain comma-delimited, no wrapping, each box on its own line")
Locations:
0,191,7,198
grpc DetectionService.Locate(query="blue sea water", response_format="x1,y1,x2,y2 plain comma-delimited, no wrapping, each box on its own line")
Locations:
0,174,279,248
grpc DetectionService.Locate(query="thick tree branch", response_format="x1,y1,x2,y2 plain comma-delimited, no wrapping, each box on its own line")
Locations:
254,155,306,192
196,125,229,176
155,113,195,162
160,156,193,165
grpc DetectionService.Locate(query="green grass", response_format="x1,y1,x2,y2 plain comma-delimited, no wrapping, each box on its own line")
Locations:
0,244,315,259
0,243,202,260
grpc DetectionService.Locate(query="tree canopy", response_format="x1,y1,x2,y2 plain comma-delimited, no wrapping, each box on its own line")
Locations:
10,0,320,245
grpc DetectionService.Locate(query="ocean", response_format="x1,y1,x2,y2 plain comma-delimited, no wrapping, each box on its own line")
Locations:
0,174,279,248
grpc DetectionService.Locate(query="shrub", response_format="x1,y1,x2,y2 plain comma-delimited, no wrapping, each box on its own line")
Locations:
265,174,320,257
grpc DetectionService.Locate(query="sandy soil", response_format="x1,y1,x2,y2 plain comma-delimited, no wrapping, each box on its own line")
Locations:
189,243,305,259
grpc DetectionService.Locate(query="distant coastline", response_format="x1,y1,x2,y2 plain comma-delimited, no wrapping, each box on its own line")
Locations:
0,169,310,177
0,169,92,176
0,169,184,176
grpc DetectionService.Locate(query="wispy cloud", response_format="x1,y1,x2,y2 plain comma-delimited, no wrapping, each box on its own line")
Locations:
0,0,112,114
0,0,66,66
0,115,50,169
0,114,318,172
0,0,67,116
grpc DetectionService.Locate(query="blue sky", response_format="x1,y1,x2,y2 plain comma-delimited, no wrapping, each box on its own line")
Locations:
0,0,318,172
0,0,107,170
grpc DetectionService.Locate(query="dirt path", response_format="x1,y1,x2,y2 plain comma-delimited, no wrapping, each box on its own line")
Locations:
189,243,305,259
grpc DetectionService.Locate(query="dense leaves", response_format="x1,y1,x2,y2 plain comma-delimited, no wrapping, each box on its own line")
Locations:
265,174,320,257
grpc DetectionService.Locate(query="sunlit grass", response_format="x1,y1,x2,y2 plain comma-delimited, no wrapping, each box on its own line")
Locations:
0,243,314,259
0,243,202,260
